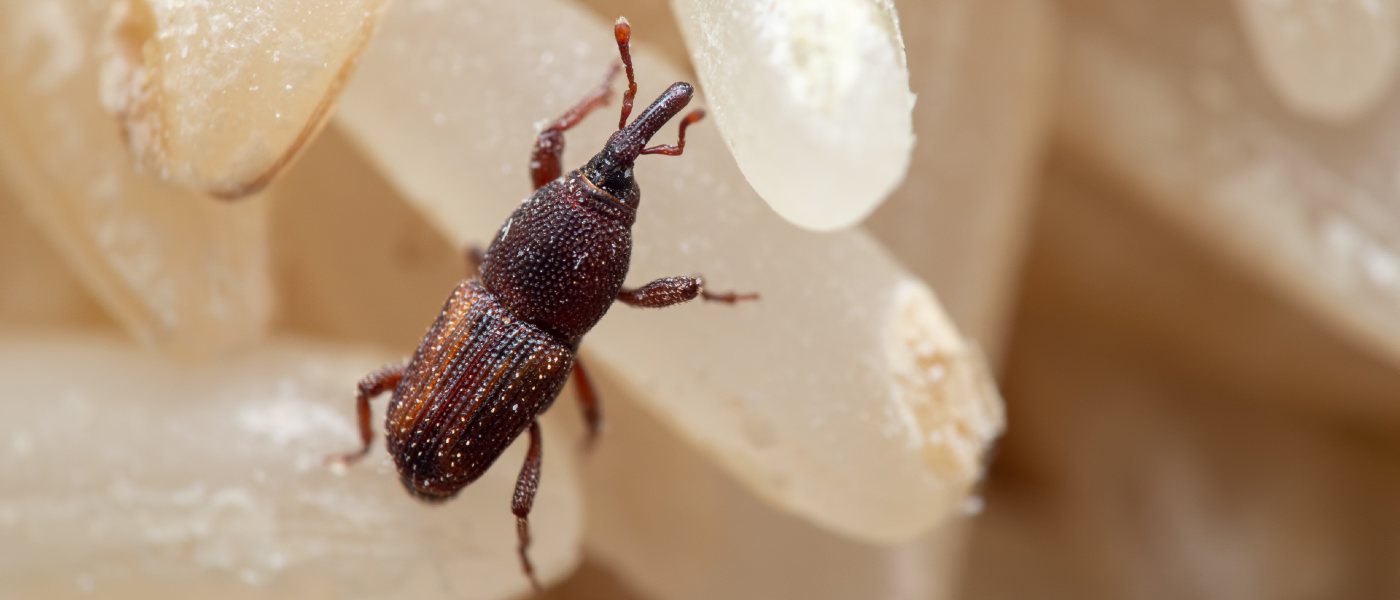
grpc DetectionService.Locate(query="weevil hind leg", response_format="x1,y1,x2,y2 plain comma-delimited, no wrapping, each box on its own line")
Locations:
617,275,759,308
512,420,545,592
325,362,406,467
571,360,602,452
529,65,620,190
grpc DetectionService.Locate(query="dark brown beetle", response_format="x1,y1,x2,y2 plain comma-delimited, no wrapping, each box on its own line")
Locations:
328,17,755,591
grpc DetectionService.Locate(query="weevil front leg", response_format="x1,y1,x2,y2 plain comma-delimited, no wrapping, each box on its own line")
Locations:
617,276,759,308
326,362,406,466
571,361,602,451
512,421,545,592
529,65,620,190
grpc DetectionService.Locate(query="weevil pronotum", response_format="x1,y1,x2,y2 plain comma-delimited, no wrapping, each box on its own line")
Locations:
328,17,756,591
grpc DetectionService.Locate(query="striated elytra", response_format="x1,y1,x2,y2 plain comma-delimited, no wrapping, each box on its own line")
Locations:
328,17,756,591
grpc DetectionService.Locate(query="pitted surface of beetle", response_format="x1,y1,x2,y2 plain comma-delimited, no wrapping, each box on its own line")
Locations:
387,281,572,499
328,17,756,592
482,174,634,343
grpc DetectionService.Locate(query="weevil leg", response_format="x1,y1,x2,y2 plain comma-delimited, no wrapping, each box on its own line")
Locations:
529,64,620,190
512,421,545,592
465,245,486,278
639,109,705,157
325,362,406,467
571,360,602,452
617,275,759,308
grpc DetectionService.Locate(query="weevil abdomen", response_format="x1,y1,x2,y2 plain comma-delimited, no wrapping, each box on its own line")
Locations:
385,280,573,501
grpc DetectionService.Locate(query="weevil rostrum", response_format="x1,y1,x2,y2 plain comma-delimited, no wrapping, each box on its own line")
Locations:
328,18,756,591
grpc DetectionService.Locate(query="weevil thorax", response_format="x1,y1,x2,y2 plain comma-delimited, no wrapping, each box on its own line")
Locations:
481,82,695,346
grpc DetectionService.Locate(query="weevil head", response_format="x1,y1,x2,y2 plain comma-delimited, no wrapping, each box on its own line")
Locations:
581,81,694,210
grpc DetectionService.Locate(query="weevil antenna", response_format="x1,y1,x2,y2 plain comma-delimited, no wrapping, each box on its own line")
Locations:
640,109,705,156
615,17,638,130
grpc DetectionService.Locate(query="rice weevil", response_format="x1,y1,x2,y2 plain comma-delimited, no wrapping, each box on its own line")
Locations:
328,17,756,591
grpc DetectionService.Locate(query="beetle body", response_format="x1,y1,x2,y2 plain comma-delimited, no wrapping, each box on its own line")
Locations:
330,19,753,591
388,80,695,500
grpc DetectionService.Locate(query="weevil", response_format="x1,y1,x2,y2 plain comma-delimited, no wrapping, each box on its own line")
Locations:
328,17,756,591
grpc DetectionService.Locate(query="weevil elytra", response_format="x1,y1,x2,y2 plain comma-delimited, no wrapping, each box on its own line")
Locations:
328,17,756,591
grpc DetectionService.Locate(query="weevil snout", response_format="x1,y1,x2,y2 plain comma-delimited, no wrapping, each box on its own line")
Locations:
583,82,696,202
581,18,705,207
612,81,695,161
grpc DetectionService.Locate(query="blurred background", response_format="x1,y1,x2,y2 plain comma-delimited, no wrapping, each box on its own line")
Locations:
3,0,1400,598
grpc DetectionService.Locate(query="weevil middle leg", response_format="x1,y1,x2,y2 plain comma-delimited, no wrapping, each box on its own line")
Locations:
464,245,486,277
571,361,602,451
326,362,406,466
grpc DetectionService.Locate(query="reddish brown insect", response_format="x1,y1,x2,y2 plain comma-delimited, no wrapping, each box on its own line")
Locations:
328,17,755,591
